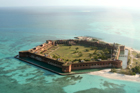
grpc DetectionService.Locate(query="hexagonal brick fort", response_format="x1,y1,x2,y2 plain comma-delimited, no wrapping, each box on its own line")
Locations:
19,39,123,73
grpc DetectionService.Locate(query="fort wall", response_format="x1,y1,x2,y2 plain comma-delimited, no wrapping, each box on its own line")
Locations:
116,47,120,59
29,53,63,68
62,65,71,73
19,51,122,72
55,40,114,49
71,60,122,70
120,46,125,51
18,39,123,73
20,52,63,68
19,51,29,57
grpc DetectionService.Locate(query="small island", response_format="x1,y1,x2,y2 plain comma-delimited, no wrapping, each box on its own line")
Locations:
17,36,124,73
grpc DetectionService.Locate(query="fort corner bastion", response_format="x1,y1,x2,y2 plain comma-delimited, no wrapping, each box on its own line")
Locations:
18,38,123,73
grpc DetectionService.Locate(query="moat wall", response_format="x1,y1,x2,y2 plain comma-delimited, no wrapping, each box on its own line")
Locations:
19,51,122,73
19,52,63,68
19,39,122,73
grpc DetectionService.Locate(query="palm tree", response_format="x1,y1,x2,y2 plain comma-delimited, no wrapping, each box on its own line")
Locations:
94,55,98,60
75,47,79,51
89,53,93,58
105,50,109,54
85,49,89,52
136,62,138,66
101,55,107,60
103,47,108,53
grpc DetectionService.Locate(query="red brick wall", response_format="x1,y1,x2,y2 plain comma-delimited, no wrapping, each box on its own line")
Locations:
62,65,71,73
19,51,122,73
19,51,63,68
19,51,29,57
71,60,122,70
120,46,125,51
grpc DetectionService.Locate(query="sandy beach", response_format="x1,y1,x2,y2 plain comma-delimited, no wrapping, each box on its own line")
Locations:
88,46,140,82
125,46,140,53
89,69,140,82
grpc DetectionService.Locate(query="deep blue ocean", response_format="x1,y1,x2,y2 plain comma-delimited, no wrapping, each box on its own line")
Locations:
0,7,140,93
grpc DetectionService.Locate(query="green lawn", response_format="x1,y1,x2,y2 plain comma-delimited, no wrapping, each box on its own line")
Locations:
49,44,107,61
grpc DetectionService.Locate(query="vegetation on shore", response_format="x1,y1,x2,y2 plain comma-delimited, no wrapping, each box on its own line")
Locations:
110,68,136,75
132,66,140,74
111,49,140,76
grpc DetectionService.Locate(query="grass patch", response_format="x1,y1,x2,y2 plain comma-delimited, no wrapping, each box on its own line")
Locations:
49,44,109,61
132,58,140,67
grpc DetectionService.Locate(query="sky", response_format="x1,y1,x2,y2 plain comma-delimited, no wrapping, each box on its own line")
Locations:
0,0,140,8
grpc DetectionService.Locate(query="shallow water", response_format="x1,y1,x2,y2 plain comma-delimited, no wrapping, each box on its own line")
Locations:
0,7,140,93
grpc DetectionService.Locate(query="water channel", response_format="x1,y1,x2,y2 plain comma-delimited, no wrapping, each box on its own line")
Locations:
119,49,129,69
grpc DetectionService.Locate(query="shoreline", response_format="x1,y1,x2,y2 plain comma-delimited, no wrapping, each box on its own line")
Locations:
99,38,140,53
76,36,140,53
125,46,140,53
87,41,140,82
88,46,140,82
88,69,140,82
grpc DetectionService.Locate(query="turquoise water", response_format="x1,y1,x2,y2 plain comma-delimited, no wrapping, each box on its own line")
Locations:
0,7,140,93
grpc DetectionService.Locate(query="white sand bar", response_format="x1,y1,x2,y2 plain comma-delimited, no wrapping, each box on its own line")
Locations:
88,69,140,82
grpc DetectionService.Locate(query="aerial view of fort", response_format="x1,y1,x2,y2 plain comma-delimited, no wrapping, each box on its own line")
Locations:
17,36,125,74
2,0,140,92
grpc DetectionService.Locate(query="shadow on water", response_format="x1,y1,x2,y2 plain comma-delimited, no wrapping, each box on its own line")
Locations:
20,57,63,73
71,68,103,73
18,57,103,75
